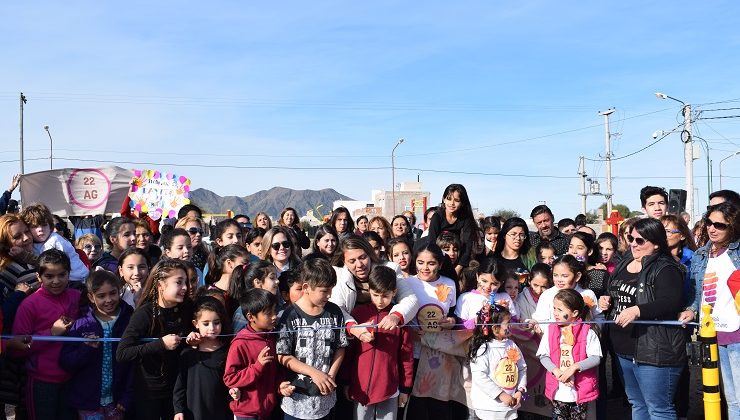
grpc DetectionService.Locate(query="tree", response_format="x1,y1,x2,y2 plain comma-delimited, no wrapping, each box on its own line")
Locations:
491,208,521,220
596,203,631,219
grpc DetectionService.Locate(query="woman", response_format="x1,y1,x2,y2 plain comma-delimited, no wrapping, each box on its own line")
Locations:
368,216,392,245
688,202,739,417
175,216,209,270
0,214,36,417
426,184,477,274
331,235,419,338
278,207,310,251
599,218,686,419
567,231,610,297
330,207,354,241
302,224,338,261
390,214,411,240
660,215,697,420
260,226,301,273
617,217,639,255
355,215,369,235
254,211,272,230
493,217,534,275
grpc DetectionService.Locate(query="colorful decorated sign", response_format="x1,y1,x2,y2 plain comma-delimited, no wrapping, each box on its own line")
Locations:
20,166,134,216
127,169,192,220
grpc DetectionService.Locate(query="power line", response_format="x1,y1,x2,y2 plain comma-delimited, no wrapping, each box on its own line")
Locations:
582,124,680,162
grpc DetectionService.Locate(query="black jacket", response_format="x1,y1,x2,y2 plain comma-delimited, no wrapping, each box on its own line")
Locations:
611,252,686,366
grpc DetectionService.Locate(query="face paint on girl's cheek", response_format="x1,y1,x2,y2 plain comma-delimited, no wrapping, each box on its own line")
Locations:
563,314,569,320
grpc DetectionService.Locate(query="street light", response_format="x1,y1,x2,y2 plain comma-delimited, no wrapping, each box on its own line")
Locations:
719,151,740,189
655,92,695,220
391,138,405,216
43,125,53,170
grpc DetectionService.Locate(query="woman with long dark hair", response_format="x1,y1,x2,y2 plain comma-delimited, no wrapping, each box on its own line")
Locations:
426,184,477,275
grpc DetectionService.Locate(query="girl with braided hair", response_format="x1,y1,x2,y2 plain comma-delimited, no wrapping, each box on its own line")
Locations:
116,259,194,420
469,303,527,419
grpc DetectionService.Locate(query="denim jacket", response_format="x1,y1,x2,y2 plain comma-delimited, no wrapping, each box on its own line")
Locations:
688,239,740,313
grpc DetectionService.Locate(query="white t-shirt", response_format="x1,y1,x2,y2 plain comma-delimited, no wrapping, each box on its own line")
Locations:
531,285,602,323
536,326,602,402
406,275,456,357
702,252,740,332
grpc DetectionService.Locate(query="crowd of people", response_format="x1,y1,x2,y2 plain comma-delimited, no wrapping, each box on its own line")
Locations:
0,175,738,420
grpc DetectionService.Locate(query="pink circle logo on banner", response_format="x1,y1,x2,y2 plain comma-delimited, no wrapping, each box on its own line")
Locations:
66,169,111,210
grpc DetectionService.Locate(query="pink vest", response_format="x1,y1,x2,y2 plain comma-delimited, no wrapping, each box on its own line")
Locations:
545,322,599,403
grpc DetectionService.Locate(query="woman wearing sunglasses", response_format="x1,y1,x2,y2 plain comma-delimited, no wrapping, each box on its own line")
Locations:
175,216,210,271
688,202,740,417
260,226,301,273
599,217,686,419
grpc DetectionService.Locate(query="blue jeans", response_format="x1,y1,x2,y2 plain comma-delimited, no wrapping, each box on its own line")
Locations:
617,355,682,420
719,342,740,420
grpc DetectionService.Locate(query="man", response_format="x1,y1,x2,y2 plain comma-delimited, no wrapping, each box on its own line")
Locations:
640,186,668,219
402,210,423,240
0,174,20,216
708,189,740,208
529,204,568,255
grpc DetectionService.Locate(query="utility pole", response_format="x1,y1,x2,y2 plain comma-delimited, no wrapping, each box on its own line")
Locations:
391,138,404,217
19,93,26,175
44,125,53,170
599,109,615,215
683,104,695,222
578,156,587,215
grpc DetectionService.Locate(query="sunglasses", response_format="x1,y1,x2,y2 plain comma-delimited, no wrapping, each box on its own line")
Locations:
83,244,102,251
270,240,292,251
664,229,681,235
187,228,203,235
626,234,647,246
704,219,729,231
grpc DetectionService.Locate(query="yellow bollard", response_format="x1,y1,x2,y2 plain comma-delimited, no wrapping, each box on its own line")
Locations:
699,304,721,420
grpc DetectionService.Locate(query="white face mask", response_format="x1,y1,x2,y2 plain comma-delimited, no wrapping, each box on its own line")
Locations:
485,238,494,250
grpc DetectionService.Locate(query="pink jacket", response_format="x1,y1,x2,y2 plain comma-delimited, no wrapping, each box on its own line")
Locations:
545,322,598,404
12,287,81,383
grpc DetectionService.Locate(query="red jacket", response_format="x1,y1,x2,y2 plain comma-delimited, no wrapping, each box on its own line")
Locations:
223,326,284,418
345,303,414,406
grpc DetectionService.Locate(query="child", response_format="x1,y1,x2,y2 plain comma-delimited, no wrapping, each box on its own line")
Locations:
224,288,295,420
503,273,520,308
277,258,348,420
536,241,557,267
278,268,303,307
436,232,461,268
12,249,81,420
117,248,151,308
21,204,89,282
362,231,386,261
161,228,204,285
173,296,234,420
93,217,136,273
469,303,527,419
456,258,516,328
343,266,413,420
205,244,250,291
60,270,134,419
388,237,414,278
482,216,501,257
244,227,266,261
536,289,601,419
530,255,602,327
230,260,280,332
516,263,552,323
75,234,103,268
116,259,194,420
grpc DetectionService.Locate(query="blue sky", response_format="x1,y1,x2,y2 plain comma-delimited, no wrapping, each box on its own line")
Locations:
1,1,739,220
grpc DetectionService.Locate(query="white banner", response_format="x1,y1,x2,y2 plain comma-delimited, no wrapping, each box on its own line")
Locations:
20,166,134,216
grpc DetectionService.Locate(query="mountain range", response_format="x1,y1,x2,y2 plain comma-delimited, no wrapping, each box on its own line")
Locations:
188,187,354,219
